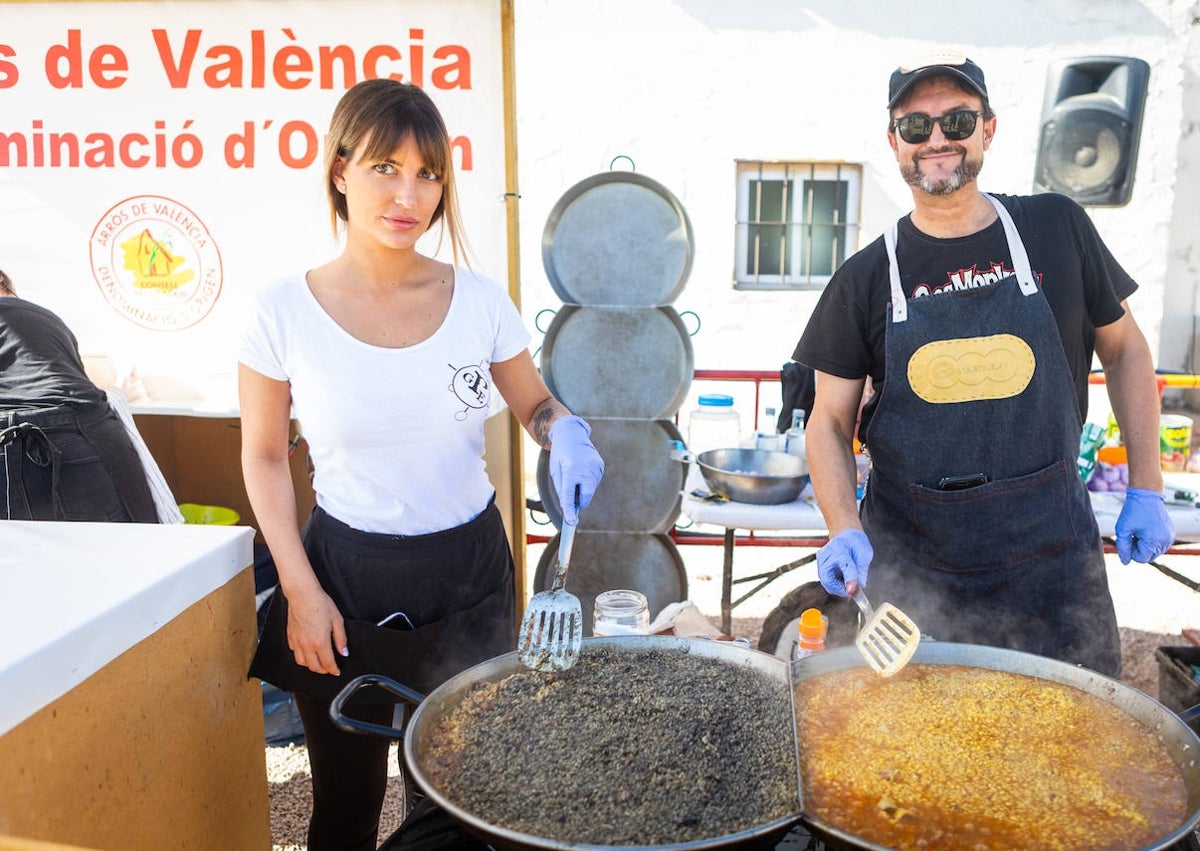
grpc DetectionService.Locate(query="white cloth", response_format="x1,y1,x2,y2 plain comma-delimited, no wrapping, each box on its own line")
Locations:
238,267,531,534
105,389,184,524
648,601,722,637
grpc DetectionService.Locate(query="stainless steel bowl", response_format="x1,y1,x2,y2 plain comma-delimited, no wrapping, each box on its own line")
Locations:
697,448,809,505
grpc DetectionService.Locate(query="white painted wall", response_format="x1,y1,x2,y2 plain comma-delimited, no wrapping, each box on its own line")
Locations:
511,0,1200,418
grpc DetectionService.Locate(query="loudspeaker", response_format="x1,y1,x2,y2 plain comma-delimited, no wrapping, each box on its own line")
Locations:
1033,56,1149,207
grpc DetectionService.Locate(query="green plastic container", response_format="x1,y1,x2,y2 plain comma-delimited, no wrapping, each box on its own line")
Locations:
178,503,241,525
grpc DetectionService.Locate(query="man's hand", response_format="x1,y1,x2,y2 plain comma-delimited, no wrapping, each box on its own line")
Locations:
816,529,874,597
1115,488,1174,564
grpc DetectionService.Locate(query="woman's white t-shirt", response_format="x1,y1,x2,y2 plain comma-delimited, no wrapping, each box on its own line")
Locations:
238,267,532,535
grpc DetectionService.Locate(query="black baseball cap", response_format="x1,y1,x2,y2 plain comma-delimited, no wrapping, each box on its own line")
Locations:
888,49,988,109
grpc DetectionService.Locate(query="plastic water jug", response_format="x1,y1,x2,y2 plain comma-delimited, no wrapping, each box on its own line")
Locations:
687,394,740,454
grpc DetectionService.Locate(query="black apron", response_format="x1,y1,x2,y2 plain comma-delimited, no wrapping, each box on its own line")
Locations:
859,194,1121,676
0,402,157,522
249,497,517,704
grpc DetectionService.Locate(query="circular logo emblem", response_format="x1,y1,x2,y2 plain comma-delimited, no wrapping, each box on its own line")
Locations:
89,195,223,330
448,361,492,421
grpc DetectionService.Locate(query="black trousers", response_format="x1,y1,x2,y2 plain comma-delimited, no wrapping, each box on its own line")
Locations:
270,501,516,851
295,694,394,851
0,403,156,522
297,695,491,851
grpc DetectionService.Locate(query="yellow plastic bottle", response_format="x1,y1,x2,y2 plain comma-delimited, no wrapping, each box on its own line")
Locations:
796,607,828,658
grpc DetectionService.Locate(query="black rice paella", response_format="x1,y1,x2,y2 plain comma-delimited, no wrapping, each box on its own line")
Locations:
419,644,797,845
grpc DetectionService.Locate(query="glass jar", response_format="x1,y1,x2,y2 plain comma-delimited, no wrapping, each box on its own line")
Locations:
592,589,650,636
687,394,740,455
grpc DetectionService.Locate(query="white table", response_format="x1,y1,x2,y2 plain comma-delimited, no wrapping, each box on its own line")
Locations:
0,520,269,850
679,468,1200,634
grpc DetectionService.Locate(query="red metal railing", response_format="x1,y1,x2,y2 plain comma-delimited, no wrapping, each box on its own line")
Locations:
1089,371,1200,401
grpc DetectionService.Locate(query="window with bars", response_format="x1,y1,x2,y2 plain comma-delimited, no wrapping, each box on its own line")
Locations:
734,161,862,290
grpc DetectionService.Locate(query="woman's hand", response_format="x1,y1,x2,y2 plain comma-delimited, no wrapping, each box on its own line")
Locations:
284,585,349,676
491,353,605,525
548,414,605,525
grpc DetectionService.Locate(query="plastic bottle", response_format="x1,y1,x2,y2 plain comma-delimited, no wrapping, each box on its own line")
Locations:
1105,410,1122,446
755,406,780,450
795,607,828,660
592,589,650,636
784,408,806,460
687,394,741,455
1077,422,1107,482
855,452,871,500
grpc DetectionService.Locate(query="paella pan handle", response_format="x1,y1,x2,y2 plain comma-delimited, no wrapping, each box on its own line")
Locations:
1180,703,1200,725
1101,537,1200,591
329,674,426,739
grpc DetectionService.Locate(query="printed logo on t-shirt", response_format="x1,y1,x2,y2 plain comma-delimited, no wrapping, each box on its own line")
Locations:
448,360,491,420
911,262,1040,298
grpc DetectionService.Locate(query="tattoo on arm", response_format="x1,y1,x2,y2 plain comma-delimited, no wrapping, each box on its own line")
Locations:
531,398,567,449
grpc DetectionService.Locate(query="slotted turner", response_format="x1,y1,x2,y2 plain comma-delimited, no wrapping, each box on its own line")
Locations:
850,585,920,677
518,511,583,672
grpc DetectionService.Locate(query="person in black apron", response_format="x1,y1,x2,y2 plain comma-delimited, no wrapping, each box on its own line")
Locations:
239,80,604,851
1,269,157,523
793,50,1172,677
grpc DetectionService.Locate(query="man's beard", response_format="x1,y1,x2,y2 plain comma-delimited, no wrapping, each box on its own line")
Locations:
900,145,983,195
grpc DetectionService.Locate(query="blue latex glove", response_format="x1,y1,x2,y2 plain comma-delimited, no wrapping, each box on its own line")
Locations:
816,529,874,597
548,415,604,526
1115,488,1174,564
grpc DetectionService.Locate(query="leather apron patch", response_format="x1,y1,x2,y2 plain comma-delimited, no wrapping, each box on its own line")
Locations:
907,333,1035,404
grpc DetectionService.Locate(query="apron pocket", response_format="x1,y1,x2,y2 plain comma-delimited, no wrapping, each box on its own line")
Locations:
54,431,129,521
911,459,1079,572
248,580,515,705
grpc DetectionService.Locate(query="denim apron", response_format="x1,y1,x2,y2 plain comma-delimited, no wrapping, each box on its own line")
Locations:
0,402,157,522
859,194,1121,676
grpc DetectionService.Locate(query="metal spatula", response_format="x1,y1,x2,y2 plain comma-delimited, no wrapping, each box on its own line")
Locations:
518,511,583,672
850,585,920,677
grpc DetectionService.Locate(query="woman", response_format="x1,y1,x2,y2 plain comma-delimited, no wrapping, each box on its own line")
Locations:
239,79,604,850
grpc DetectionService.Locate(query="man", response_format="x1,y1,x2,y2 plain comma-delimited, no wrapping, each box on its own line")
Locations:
0,268,159,522
793,49,1172,676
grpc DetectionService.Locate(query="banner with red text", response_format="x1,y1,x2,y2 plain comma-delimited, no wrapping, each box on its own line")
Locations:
0,0,506,412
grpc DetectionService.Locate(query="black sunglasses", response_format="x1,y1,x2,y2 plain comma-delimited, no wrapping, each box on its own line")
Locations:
892,109,981,144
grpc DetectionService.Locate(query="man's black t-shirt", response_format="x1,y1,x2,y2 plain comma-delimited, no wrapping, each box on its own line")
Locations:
793,192,1135,432
0,297,107,411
